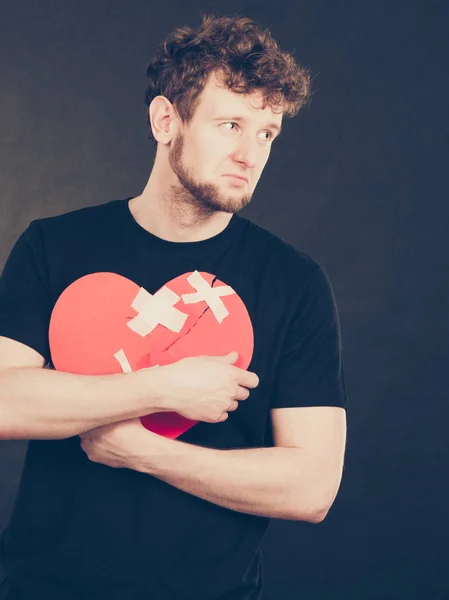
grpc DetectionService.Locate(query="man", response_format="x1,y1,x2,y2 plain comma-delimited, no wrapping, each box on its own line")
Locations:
0,13,347,600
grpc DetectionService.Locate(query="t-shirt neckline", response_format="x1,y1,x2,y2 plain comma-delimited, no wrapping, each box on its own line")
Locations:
116,197,245,255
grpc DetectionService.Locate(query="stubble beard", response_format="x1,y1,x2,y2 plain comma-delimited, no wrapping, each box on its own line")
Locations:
167,133,252,221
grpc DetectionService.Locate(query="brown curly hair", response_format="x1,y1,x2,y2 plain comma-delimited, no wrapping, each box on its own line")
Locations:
144,12,312,144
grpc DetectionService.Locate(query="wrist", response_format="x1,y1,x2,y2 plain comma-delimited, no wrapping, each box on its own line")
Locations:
131,366,172,414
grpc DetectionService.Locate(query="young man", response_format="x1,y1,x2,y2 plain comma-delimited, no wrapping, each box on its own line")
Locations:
0,14,347,600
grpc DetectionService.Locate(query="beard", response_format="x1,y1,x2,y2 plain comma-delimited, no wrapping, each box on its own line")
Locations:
167,132,252,218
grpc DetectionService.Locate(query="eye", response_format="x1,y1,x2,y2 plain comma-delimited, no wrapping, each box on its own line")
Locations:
220,122,274,142
221,122,239,132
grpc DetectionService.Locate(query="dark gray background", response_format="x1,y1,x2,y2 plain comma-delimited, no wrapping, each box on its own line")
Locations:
0,1,447,598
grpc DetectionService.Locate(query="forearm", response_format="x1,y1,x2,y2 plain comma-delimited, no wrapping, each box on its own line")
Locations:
137,436,324,522
0,366,164,440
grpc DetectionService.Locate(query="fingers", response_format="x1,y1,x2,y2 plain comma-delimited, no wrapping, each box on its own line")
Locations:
219,388,249,422
234,385,250,401
234,367,259,389
228,400,240,411
218,400,239,421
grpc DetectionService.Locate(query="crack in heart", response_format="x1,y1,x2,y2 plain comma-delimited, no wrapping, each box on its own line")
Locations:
138,277,220,361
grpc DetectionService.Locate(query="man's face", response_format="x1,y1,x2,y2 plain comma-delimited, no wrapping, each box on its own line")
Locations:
167,71,283,214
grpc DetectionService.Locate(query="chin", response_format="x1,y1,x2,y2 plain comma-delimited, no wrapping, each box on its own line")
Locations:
180,175,252,214
212,196,251,213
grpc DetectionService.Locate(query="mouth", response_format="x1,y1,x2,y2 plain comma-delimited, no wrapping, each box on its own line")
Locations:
223,174,248,183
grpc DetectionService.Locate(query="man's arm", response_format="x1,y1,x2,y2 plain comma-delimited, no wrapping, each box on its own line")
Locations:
88,405,346,522
134,436,326,522
81,406,346,523
0,336,165,440
0,338,255,441
270,405,347,516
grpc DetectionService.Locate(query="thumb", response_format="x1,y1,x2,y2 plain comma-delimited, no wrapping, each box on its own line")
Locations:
217,351,239,364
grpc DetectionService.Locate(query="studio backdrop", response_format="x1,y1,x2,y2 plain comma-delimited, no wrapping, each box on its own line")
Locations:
0,2,447,599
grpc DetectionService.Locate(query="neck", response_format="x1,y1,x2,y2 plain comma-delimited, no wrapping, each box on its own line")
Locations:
129,163,233,243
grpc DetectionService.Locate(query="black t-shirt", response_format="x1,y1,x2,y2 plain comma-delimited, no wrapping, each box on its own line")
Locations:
0,198,347,600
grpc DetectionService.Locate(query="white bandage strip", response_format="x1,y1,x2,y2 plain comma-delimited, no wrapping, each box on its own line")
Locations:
181,270,235,324
127,285,188,337
114,348,133,373
114,348,159,373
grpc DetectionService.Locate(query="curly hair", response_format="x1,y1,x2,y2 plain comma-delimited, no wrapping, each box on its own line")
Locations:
144,12,312,144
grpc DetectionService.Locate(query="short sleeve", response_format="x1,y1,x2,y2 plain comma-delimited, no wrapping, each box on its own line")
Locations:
271,265,348,410
0,220,52,363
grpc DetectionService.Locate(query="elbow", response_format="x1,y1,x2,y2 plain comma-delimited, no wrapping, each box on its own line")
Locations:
292,488,338,523
292,503,329,523
306,507,330,524
290,501,331,523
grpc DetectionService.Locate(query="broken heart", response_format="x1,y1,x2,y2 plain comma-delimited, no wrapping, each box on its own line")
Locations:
49,271,254,438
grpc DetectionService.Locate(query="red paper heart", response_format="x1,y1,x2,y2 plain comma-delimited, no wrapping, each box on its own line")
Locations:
49,272,254,438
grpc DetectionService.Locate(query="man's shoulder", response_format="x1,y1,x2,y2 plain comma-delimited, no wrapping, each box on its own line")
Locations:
31,198,123,234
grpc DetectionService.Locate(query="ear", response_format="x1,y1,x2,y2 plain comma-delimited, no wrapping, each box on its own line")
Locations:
149,96,179,144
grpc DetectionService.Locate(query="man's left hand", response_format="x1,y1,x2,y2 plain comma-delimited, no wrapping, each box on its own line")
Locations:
79,418,163,470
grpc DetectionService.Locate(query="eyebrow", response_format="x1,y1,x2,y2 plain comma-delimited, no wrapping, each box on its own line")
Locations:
213,116,282,135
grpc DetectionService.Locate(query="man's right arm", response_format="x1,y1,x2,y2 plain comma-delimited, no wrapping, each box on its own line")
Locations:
0,336,166,440
0,337,258,441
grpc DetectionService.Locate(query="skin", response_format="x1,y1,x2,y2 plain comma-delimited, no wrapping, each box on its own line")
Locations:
128,69,283,242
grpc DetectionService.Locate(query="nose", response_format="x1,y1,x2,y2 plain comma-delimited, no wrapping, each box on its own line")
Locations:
232,135,258,170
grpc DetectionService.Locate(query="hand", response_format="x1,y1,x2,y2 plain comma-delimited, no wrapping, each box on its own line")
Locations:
154,351,259,423
79,418,163,470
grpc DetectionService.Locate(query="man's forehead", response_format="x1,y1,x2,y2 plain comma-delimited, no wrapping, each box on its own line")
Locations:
198,70,283,122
